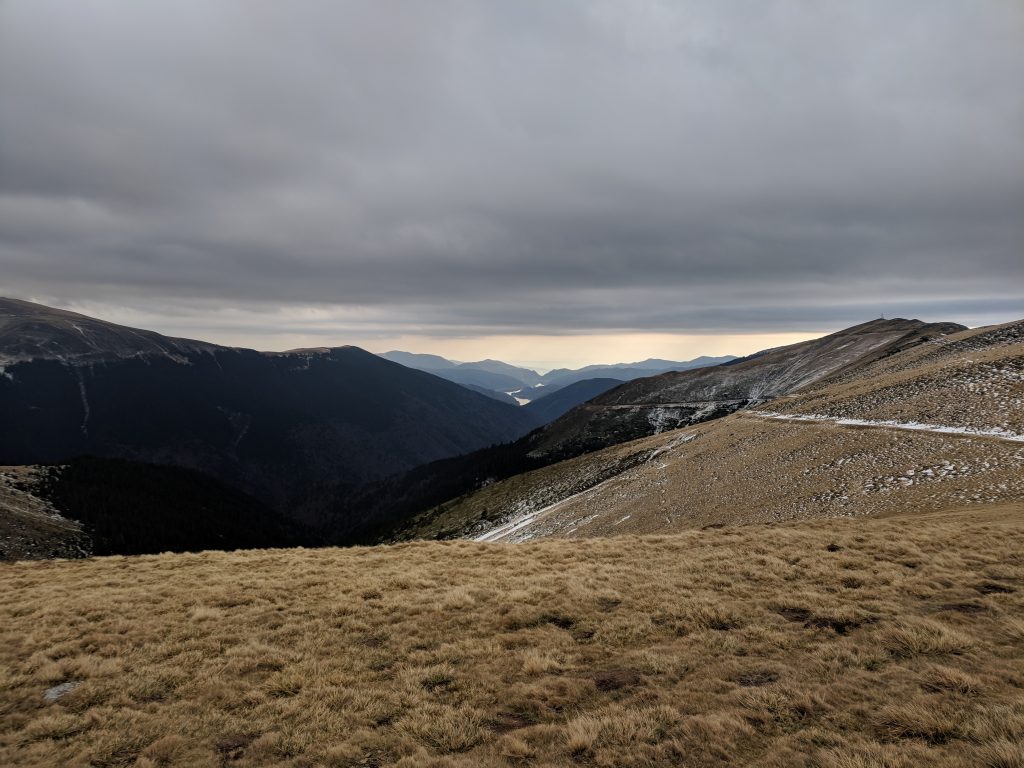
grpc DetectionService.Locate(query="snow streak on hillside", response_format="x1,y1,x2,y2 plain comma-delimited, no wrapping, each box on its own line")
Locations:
751,411,1024,443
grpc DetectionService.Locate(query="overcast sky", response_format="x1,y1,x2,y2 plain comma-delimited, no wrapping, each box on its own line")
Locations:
1,1,1021,369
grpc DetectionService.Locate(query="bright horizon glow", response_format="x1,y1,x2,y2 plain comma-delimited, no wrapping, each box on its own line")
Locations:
30,295,1010,374
365,332,822,373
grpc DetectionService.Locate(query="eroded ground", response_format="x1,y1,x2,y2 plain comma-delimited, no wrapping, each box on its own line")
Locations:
0,467,88,561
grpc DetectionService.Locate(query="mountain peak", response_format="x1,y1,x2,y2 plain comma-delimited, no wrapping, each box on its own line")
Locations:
0,297,220,365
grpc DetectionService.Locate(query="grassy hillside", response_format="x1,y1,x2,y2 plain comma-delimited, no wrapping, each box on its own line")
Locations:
522,318,965,461
341,320,970,545
395,320,1024,543
767,319,1024,433
2,505,1023,767
387,414,1024,543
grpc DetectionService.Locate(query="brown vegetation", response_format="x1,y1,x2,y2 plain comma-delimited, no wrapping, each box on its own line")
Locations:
775,320,1024,434
398,411,1024,542
394,320,1024,543
3,504,1023,766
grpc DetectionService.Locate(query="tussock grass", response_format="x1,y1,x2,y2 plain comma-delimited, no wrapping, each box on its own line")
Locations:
882,618,975,658
1,505,1023,766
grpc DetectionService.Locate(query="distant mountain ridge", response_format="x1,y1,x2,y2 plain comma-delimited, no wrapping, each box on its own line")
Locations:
539,355,737,389
376,350,737,395
377,351,541,392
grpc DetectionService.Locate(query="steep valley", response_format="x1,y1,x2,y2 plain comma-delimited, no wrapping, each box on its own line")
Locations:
0,299,539,547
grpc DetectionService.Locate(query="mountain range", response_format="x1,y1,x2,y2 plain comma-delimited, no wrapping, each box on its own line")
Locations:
6,299,1019,562
345,317,968,541
376,350,736,398
0,298,539,541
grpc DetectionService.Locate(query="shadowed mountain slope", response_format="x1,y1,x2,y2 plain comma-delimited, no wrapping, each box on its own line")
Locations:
0,299,539,533
461,383,522,406
0,297,218,365
0,458,307,560
522,378,623,424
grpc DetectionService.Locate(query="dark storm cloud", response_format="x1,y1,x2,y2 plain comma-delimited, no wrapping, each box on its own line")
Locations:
1,0,1022,334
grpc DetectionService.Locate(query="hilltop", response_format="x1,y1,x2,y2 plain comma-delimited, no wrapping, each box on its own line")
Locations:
0,298,219,366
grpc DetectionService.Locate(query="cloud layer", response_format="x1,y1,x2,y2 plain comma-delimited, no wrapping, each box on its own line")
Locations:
1,0,1021,344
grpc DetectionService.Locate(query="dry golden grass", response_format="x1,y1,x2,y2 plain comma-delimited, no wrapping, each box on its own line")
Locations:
408,412,1024,542
2,504,1023,767
395,321,1024,544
